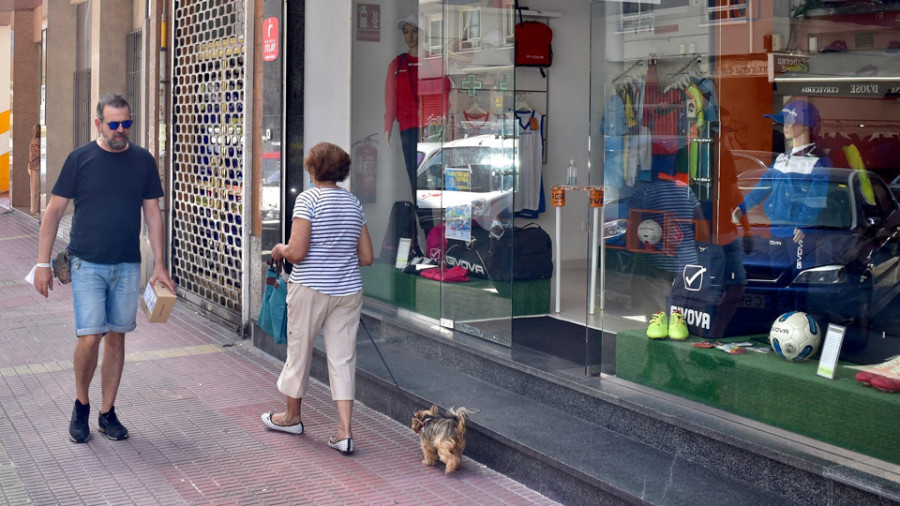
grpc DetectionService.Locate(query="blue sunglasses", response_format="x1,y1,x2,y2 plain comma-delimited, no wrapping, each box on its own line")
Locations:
104,119,133,130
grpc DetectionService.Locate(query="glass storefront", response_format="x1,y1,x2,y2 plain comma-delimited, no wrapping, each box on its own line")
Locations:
352,0,548,347
350,0,900,465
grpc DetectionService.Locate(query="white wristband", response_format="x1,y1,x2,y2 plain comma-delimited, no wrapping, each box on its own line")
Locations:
35,263,51,268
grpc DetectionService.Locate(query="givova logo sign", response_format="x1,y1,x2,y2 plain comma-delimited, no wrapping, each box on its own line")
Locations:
445,254,485,276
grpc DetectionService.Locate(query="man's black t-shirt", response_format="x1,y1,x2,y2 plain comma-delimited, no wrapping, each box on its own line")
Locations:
52,141,164,264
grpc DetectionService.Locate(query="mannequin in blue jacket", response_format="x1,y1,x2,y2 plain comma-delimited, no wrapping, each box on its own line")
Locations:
732,99,829,313
732,100,828,240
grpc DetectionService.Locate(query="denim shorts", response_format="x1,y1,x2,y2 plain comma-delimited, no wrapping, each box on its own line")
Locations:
70,256,142,337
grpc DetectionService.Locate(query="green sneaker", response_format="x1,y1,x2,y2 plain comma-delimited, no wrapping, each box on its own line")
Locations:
668,309,689,340
647,311,668,339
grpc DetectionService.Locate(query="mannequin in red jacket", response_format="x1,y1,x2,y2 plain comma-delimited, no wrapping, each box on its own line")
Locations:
384,14,450,211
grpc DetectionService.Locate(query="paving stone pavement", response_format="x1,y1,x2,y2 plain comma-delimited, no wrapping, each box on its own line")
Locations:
0,210,559,506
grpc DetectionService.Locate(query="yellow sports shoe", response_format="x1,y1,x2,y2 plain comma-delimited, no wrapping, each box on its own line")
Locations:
647,311,668,339
668,309,689,341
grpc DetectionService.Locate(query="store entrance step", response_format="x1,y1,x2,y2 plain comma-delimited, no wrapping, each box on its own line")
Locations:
307,317,787,505
306,312,900,506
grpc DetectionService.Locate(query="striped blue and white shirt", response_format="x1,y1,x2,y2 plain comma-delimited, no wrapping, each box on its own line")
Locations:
289,187,367,296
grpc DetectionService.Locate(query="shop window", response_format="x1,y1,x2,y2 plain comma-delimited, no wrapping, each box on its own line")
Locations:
620,2,655,34
706,0,749,23
460,7,482,50
428,15,443,55
503,1,515,45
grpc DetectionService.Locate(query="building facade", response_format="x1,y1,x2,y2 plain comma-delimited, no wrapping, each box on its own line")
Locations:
16,0,900,501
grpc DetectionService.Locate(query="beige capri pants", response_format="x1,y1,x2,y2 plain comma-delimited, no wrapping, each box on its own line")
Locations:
276,282,363,401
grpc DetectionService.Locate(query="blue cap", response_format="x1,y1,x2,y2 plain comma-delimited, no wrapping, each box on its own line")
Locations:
764,100,820,129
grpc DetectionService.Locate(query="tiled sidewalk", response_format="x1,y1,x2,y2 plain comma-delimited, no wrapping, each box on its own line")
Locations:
0,210,558,505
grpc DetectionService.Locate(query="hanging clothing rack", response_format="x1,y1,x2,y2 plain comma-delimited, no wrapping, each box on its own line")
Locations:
672,56,703,77
612,60,643,84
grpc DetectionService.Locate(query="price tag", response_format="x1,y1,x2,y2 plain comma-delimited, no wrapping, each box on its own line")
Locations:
817,324,846,379
395,238,412,269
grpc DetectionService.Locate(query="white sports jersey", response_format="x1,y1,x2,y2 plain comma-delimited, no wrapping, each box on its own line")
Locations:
514,110,545,214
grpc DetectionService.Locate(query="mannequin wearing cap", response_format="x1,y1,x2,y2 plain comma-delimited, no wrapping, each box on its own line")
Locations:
384,16,421,155
732,99,830,314
384,14,450,235
731,99,828,244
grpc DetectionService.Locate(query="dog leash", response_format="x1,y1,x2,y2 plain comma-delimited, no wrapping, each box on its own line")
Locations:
359,317,401,390
359,318,460,422
359,317,479,455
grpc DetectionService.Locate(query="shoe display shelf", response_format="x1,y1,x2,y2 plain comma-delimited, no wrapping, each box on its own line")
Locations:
615,329,900,466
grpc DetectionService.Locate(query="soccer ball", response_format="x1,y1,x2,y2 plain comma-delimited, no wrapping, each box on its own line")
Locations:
769,311,821,362
637,219,663,246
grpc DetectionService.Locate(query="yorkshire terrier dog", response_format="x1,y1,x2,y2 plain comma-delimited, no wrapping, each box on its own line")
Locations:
411,405,477,474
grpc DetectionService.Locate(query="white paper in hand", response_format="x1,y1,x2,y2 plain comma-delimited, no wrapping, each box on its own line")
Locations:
25,265,37,285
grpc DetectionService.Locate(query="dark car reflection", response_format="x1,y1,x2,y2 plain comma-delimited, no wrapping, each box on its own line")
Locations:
602,166,900,353
734,167,900,349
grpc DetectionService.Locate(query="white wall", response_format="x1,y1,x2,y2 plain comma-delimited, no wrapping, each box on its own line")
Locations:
305,1,353,163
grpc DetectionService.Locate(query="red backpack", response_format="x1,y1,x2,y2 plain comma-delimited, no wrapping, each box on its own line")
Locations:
515,6,552,69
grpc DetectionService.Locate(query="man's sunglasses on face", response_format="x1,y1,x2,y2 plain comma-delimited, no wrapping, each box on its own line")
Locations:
104,119,133,130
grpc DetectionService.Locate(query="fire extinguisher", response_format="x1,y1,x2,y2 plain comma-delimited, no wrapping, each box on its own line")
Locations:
352,133,378,203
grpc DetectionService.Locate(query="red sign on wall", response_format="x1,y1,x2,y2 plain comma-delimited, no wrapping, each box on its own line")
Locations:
263,17,279,61
357,4,380,42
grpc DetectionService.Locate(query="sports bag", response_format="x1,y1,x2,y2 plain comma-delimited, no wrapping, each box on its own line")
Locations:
515,5,552,68
443,223,553,282
666,242,728,339
490,223,553,281
444,226,493,279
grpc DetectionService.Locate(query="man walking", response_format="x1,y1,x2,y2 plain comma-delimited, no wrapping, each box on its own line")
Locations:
33,93,176,443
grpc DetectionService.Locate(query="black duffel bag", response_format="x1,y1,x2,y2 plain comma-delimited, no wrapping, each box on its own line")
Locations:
489,223,553,281
443,223,553,281
444,226,493,279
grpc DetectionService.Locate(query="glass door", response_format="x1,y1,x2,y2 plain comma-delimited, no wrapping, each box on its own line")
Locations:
434,0,516,345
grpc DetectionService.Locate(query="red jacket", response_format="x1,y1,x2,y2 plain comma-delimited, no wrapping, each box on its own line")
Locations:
384,53,451,133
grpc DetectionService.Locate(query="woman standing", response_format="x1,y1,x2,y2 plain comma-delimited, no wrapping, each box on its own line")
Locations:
261,142,374,455
27,124,41,216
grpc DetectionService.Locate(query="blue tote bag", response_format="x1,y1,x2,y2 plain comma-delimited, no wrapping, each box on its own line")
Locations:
258,261,288,344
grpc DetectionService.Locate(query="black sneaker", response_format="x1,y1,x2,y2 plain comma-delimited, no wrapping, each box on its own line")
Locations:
98,406,129,440
69,399,90,443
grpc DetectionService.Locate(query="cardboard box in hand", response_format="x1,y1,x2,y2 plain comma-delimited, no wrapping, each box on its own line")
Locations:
143,282,176,323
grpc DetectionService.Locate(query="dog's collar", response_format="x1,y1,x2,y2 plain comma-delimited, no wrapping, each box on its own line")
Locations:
420,416,434,429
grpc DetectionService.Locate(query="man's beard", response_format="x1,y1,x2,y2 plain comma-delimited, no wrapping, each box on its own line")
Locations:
103,131,129,150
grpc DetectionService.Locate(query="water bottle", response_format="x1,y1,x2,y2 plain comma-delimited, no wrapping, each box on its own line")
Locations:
566,158,578,186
